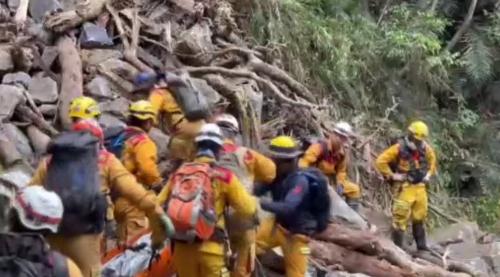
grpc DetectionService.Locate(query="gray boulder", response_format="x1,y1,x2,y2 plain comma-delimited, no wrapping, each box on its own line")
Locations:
0,84,25,120
2,124,33,160
0,49,13,75
81,49,123,68
80,23,114,49
28,76,58,103
86,75,115,99
98,113,126,129
2,72,31,89
99,97,130,118
29,0,62,23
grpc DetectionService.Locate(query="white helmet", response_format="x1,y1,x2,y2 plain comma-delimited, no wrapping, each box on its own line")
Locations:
333,121,354,138
195,123,224,146
215,113,239,133
13,186,63,233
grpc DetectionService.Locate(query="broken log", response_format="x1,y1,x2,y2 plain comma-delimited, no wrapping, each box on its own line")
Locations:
44,0,107,33
314,223,472,277
57,35,82,130
16,105,58,136
310,240,415,277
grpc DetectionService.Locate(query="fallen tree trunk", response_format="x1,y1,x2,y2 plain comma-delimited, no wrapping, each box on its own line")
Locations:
314,224,472,277
44,0,107,33
57,35,82,130
310,240,415,277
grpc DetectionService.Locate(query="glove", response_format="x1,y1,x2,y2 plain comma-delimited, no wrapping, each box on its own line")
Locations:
391,173,406,182
159,214,176,238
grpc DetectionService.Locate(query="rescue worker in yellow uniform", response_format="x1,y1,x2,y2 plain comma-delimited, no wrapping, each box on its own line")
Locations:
68,96,117,238
255,136,330,277
157,123,257,277
30,119,175,277
299,121,361,211
134,72,205,162
214,113,276,277
115,100,163,245
375,121,437,250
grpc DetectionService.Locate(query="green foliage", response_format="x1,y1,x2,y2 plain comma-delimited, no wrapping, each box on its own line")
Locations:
462,31,493,85
471,196,500,232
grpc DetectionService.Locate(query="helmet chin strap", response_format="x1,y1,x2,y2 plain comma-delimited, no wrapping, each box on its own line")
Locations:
405,136,417,151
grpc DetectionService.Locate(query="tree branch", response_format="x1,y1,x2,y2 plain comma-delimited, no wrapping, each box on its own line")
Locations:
446,0,478,51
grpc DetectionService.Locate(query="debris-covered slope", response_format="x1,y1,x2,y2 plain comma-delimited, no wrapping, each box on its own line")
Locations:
0,0,497,276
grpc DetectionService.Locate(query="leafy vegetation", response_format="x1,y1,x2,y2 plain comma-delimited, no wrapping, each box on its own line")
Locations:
246,0,500,230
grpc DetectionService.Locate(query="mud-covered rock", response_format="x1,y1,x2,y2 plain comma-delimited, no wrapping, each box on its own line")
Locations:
29,0,62,23
192,78,221,107
28,76,58,103
175,22,214,66
86,75,115,99
0,84,25,120
2,124,33,160
0,49,13,75
98,113,126,128
81,49,123,68
98,58,139,82
2,72,31,88
99,97,130,118
38,104,58,117
80,23,114,49
40,46,59,69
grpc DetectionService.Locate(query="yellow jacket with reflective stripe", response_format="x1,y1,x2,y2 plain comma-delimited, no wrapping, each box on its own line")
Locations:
157,156,257,255
121,127,162,187
375,142,437,179
149,88,204,138
299,142,348,185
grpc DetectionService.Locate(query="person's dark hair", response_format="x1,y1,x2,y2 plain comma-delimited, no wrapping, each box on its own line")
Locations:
9,209,34,233
197,140,222,157
127,116,151,129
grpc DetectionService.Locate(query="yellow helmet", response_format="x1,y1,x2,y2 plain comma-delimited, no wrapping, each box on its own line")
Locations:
408,121,429,140
268,136,302,159
129,100,156,121
69,96,101,120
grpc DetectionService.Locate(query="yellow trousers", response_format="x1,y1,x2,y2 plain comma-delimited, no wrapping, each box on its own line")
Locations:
341,180,361,199
230,229,256,277
256,218,310,277
47,233,101,277
392,183,428,231
173,242,230,277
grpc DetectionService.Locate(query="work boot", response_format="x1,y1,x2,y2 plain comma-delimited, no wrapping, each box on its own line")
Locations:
346,198,360,212
391,229,405,248
413,223,429,251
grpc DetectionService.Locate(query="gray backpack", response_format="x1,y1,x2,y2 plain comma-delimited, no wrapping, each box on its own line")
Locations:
164,73,210,121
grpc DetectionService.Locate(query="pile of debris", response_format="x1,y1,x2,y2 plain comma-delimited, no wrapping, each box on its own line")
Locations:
0,0,496,276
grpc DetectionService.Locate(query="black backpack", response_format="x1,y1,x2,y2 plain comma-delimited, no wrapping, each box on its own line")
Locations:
0,233,68,277
45,131,107,235
297,168,331,233
164,73,210,121
103,126,142,159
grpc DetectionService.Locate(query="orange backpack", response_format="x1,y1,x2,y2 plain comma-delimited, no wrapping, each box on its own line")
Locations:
166,163,217,241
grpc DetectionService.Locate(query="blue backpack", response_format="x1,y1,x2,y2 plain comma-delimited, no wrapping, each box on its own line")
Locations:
103,126,141,158
297,168,331,232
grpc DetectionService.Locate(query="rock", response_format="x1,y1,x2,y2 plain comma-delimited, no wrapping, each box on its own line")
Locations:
79,23,114,49
0,84,25,120
327,272,371,277
465,257,495,277
29,0,62,23
11,47,34,72
59,0,78,9
99,97,130,118
98,113,126,129
170,0,195,12
329,186,368,230
0,49,13,75
81,49,123,68
86,75,115,99
38,104,57,117
26,24,53,44
40,46,59,69
175,22,214,66
191,78,221,107
7,0,19,12
26,125,50,155
2,124,33,160
28,76,58,103
2,72,31,88
431,222,482,244
99,58,139,82
148,128,170,161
